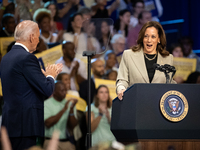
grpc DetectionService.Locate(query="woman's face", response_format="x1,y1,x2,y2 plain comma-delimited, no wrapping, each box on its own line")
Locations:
97,87,109,103
143,27,160,54
40,17,51,32
134,2,144,15
120,12,131,25
48,4,56,18
5,17,16,34
61,74,71,91
106,53,116,68
72,15,83,29
172,46,183,57
101,21,109,35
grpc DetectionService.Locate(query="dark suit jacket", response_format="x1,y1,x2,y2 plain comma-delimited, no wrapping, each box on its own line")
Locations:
0,45,55,137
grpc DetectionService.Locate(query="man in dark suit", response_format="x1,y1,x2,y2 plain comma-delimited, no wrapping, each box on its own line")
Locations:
0,20,62,150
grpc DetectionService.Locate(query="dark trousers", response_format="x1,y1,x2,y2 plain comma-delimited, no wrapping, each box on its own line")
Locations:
9,137,37,150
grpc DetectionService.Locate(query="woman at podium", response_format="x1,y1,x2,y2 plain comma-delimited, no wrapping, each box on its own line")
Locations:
116,21,175,100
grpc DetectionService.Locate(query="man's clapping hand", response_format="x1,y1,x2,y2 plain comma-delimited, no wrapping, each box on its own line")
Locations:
42,63,63,78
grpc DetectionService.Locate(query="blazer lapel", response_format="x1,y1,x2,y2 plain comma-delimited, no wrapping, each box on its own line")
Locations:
131,49,149,83
152,52,164,83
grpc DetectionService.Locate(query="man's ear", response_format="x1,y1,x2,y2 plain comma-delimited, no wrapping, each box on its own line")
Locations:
30,34,34,43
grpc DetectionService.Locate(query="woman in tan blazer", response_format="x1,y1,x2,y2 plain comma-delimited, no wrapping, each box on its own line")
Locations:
117,21,176,100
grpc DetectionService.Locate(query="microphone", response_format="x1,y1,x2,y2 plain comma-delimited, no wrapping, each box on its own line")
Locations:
153,63,166,72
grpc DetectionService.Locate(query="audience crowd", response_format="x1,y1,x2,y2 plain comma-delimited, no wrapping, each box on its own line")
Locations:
0,0,200,149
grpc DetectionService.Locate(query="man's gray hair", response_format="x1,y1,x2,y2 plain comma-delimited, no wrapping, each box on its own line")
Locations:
111,34,125,44
14,20,38,41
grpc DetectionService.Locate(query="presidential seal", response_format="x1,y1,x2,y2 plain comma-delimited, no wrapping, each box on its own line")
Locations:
160,90,188,122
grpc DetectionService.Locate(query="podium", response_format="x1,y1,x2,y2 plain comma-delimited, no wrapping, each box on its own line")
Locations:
111,84,200,150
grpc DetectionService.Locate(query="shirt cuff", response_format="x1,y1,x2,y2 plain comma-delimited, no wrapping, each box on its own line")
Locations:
117,85,126,93
46,75,55,81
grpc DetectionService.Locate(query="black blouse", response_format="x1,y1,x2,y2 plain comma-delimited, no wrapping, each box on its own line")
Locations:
144,53,158,83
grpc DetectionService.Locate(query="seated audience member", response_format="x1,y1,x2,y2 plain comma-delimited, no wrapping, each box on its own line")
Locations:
56,72,87,148
44,82,78,150
33,8,58,44
98,20,112,52
114,9,131,37
179,36,200,72
63,12,100,59
110,34,126,66
91,0,120,18
185,72,200,84
0,2,15,26
55,0,81,30
130,0,145,28
78,7,92,23
169,43,183,57
45,1,64,42
0,13,16,37
79,59,105,103
106,69,118,81
33,38,48,54
56,41,87,91
127,10,152,48
86,85,116,146
104,50,117,72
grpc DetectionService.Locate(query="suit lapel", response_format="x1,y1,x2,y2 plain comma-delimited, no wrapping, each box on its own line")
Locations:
131,49,149,83
152,52,164,83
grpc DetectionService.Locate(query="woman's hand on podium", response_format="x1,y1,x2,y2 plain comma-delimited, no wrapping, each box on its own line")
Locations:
117,89,125,101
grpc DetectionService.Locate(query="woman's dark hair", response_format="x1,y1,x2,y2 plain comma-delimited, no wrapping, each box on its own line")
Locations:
44,1,60,21
2,13,14,27
94,85,111,108
33,8,51,24
169,43,182,54
56,72,69,81
185,72,200,84
67,12,83,33
132,21,169,57
114,9,130,37
132,0,144,7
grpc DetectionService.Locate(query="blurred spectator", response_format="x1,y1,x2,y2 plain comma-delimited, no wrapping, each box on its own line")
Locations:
91,0,120,18
86,85,116,146
144,0,163,22
114,9,131,37
33,38,48,54
185,71,200,84
63,12,100,59
44,82,78,150
44,1,63,32
110,34,126,66
98,20,112,52
55,0,81,30
106,70,118,81
130,0,144,27
0,0,15,27
55,41,87,91
15,0,33,21
91,59,105,79
0,13,16,37
169,43,183,58
179,36,200,72
104,50,117,72
78,6,92,22
44,1,64,42
127,10,152,48
33,8,58,44
57,73,71,91
79,59,105,103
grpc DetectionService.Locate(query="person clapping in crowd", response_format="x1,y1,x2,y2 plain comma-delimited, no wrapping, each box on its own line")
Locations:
44,82,78,150
86,85,116,146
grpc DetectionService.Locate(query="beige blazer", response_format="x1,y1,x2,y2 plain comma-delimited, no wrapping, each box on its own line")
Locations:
116,49,175,93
